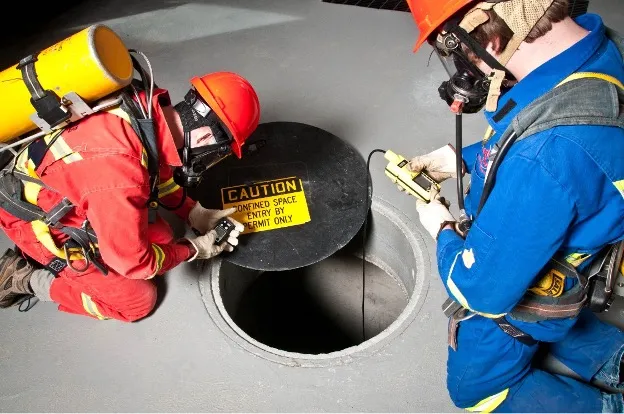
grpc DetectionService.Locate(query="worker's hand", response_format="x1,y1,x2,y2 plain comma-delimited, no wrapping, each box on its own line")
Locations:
185,229,241,261
188,204,242,235
415,189,456,240
407,144,464,183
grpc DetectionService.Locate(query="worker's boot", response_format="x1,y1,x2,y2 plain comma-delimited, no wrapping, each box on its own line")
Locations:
0,248,35,308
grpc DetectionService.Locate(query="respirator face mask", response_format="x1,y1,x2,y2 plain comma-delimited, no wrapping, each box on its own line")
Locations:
433,32,492,114
431,14,517,115
173,89,233,188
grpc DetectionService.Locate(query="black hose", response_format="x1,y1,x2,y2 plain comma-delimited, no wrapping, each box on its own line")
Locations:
476,131,518,216
456,113,466,212
362,149,386,342
158,187,187,211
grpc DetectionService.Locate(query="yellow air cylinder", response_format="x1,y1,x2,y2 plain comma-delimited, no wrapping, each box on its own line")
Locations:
0,24,133,142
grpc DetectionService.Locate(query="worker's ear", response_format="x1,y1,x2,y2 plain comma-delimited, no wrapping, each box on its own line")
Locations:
487,37,502,56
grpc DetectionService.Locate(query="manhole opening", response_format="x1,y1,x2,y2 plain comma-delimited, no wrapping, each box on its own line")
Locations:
219,248,411,354
205,198,429,363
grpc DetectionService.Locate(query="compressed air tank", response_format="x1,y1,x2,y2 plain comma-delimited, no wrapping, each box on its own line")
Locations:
0,24,133,142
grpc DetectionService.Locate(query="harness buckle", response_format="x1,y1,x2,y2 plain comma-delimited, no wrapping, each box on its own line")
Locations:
43,197,74,228
63,243,90,273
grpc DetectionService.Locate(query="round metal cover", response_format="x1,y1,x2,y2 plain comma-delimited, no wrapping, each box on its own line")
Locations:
189,121,370,271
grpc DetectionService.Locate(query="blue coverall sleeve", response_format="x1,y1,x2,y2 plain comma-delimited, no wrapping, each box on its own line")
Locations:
436,154,577,316
462,141,482,171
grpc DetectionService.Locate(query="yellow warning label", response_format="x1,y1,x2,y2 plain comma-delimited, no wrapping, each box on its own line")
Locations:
221,176,311,233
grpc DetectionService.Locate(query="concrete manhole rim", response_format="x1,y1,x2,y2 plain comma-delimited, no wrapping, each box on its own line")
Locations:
198,196,431,367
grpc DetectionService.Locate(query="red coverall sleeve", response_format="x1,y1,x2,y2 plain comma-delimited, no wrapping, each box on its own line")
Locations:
159,185,197,222
84,184,192,280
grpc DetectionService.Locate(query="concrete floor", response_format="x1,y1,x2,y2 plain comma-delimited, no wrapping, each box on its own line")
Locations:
1,0,623,412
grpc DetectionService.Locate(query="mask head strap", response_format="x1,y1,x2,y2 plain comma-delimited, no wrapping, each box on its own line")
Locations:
442,21,513,78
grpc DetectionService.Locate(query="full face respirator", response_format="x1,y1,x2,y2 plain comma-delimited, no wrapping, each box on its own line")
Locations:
432,18,515,115
173,89,233,188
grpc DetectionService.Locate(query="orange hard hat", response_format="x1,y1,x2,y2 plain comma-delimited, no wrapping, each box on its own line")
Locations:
406,0,473,52
190,72,260,158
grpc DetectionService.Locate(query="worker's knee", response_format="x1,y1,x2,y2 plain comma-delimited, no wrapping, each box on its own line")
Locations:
115,280,158,322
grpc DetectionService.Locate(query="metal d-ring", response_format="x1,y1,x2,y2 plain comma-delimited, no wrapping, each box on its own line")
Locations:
63,244,90,273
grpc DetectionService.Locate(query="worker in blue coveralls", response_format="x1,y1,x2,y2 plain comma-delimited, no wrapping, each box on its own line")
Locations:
403,0,624,411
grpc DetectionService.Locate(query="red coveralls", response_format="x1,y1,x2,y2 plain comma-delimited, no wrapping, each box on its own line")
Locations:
0,89,196,321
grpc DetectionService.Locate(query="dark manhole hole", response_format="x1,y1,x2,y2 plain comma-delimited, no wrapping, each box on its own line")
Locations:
229,253,408,354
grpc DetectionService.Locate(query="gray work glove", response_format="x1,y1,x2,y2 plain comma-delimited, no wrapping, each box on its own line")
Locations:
188,204,243,236
415,188,456,240
184,227,242,261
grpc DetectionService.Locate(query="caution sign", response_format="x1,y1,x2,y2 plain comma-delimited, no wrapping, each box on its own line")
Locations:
221,177,311,233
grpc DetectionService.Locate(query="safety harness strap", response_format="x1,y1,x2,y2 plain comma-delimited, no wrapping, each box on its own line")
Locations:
512,284,587,321
16,55,70,129
0,169,77,229
60,226,107,275
119,91,160,223
44,197,74,227
0,173,46,222
492,316,537,346
12,170,51,189
0,132,107,275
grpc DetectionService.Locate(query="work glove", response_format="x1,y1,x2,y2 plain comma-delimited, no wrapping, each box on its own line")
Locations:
407,144,464,183
188,204,242,236
415,190,457,240
184,227,242,261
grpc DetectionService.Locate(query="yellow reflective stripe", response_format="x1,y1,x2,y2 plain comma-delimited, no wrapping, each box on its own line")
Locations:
150,244,165,277
15,151,39,178
467,389,509,413
31,220,83,261
158,177,175,189
106,107,133,123
557,72,624,90
447,254,470,309
62,152,83,164
158,177,180,198
44,134,83,164
482,126,494,144
80,293,108,320
23,181,42,205
565,252,592,267
447,252,506,319
141,149,149,169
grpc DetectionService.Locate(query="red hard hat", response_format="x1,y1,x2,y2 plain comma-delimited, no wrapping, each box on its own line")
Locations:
190,72,260,158
406,0,473,52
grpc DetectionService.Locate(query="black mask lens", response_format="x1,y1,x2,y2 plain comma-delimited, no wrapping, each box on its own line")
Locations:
174,143,232,188
434,34,491,114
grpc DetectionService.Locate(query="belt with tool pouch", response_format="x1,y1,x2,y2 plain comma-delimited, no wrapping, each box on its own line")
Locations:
444,243,624,349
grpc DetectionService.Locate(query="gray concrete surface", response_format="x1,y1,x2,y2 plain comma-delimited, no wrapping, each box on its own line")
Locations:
0,0,623,412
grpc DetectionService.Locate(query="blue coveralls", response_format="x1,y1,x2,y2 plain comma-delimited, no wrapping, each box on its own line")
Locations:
437,14,624,412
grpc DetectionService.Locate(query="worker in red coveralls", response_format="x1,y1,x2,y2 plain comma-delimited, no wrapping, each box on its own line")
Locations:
0,71,260,322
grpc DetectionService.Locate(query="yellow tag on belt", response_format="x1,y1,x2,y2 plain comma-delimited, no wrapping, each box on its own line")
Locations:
221,177,311,234
529,268,565,297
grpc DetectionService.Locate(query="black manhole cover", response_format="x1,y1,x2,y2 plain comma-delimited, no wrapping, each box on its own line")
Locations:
189,121,370,271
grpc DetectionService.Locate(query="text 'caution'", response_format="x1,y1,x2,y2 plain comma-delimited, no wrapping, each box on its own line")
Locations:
221,177,311,233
